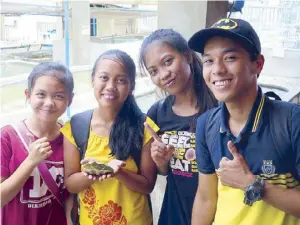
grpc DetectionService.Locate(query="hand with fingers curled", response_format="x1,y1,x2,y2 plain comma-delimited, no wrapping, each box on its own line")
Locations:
26,133,53,166
81,158,125,182
216,141,255,190
151,140,174,168
144,122,174,168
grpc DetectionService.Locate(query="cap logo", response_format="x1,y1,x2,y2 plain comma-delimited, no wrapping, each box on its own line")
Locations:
213,18,237,30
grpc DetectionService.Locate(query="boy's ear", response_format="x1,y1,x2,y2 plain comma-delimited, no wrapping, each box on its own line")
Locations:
257,54,265,72
252,54,265,76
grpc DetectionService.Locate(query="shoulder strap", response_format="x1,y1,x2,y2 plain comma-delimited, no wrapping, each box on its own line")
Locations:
265,91,282,101
69,110,93,225
205,107,221,152
70,110,93,159
265,97,293,157
70,109,146,167
11,122,63,207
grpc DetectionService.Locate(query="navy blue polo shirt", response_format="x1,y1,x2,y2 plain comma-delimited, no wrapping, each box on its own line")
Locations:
195,88,300,225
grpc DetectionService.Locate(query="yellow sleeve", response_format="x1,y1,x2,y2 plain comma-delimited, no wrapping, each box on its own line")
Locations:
143,116,159,147
60,121,77,147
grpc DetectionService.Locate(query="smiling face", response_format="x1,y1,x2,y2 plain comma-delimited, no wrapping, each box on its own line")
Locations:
92,58,131,110
26,74,71,123
202,37,264,103
144,41,193,95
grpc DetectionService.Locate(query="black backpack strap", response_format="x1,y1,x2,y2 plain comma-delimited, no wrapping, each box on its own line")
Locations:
70,109,93,159
265,91,282,101
69,109,93,225
70,109,149,169
205,107,222,152
265,97,293,157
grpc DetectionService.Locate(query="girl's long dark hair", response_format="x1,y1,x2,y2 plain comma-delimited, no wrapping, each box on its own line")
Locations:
139,29,217,131
92,50,144,161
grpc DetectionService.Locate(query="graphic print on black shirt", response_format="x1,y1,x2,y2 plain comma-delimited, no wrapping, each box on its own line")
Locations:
161,131,197,177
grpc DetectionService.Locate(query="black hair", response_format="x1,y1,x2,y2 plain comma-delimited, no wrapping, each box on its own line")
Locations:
27,62,74,98
234,38,259,62
250,52,259,61
139,29,217,131
92,49,144,161
249,52,260,78
233,39,260,77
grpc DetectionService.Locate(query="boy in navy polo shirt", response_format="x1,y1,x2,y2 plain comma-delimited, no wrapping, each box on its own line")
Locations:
188,18,300,225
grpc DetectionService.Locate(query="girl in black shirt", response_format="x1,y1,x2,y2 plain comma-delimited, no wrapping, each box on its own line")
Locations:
139,29,217,225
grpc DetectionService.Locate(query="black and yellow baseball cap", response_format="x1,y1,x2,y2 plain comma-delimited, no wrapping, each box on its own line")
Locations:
188,18,261,55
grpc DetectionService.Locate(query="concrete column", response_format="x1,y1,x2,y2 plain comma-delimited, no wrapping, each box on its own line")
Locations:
158,1,228,40
206,1,229,27
55,17,63,40
71,1,90,65
110,19,115,36
0,15,5,41
132,4,138,34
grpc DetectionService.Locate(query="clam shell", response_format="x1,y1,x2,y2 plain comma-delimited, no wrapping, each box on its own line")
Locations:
82,162,114,175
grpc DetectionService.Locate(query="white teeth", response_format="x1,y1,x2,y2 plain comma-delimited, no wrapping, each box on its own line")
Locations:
214,80,231,86
41,110,53,114
103,94,116,100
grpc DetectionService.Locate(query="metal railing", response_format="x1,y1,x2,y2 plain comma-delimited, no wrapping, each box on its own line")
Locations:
235,4,300,49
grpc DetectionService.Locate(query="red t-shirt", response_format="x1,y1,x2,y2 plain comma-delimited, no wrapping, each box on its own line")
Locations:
1,125,67,225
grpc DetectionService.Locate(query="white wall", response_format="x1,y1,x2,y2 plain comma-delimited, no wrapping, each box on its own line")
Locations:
2,15,59,42
53,39,143,67
157,1,208,40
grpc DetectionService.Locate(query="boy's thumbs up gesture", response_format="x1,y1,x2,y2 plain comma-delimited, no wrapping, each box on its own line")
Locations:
216,141,255,190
